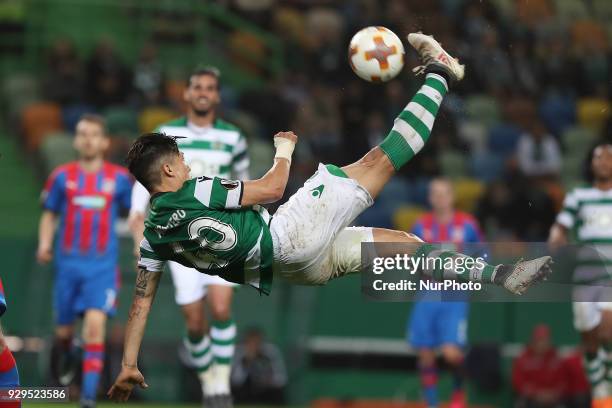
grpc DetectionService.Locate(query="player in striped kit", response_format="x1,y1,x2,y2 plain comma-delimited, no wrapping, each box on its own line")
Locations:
37,115,133,408
0,278,20,408
549,144,612,408
109,33,552,402
128,67,248,407
408,178,483,408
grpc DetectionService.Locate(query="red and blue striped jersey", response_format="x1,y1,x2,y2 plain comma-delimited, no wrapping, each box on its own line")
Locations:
411,211,483,244
41,161,132,260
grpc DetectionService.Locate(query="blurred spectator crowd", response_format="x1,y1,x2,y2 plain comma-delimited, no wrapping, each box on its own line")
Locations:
6,0,612,242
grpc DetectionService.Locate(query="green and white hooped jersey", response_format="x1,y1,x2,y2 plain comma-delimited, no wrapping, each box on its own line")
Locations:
138,177,274,294
157,117,249,180
557,186,612,283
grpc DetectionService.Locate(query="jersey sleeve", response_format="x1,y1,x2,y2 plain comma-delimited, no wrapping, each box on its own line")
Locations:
465,218,484,243
232,133,250,180
41,168,65,213
557,190,578,229
130,181,151,215
116,172,133,211
138,237,165,272
411,221,424,238
193,176,243,210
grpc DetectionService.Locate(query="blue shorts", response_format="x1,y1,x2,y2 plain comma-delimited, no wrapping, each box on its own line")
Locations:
407,300,468,348
53,258,119,325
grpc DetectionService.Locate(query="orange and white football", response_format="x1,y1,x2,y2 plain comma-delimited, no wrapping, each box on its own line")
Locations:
348,26,405,82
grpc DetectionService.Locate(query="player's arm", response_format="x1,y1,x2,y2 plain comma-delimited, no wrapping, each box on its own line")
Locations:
128,182,150,258
548,191,575,251
38,167,64,264
240,131,297,206
108,267,161,402
548,223,569,251
37,210,57,264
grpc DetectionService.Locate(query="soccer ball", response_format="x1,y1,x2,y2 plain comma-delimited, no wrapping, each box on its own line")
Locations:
348,26,405,82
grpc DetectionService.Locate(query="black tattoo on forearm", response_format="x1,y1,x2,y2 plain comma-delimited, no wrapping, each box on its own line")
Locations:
127,303,143,323
134,268,151,297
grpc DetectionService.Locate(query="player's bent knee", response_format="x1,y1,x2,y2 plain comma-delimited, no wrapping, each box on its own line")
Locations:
55,325,74,340
210,303,231,321
83,312,107,342
440,345,464,365
372,228,424,243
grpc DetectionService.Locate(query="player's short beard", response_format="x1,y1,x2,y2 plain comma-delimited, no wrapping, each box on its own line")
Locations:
192,107,211,117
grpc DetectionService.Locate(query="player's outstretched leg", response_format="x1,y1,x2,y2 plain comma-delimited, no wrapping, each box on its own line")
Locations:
370,228,552,295
341,32,465,199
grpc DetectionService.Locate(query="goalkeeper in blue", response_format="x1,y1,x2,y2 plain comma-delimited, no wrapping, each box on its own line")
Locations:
109,33,552,402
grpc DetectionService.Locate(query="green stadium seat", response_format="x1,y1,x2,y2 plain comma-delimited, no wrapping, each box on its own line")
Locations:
104,106,139,137
562,125,597,162
458,120,488,152
39,132,76,173
489,0,515,18
439,150,467,180
561,154,585,189
553,0,590,22
2,73,39,118
593,0,612,21
465,95,500,129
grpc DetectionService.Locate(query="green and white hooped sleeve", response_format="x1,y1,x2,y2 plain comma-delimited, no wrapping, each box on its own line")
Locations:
194,176,243,210
138,237,165,272
556,190,577,229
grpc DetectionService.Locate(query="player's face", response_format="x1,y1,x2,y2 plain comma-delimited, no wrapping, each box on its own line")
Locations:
429,180,454,213
173,152,191,184
184,74,220,116
592,145,612,181
73,120,109,160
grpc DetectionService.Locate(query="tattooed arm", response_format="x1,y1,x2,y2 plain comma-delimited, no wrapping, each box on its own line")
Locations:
108,267,161,402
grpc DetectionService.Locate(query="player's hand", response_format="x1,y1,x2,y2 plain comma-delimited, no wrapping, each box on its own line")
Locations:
274,131,298,144
36,246,53,264
107,366,148,402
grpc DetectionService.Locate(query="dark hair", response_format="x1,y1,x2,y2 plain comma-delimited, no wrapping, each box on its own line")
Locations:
126,132,181,191
187,65,221,88
78,113,107,135
584,141,612,183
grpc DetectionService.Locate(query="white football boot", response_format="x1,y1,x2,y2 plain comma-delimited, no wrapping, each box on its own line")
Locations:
493,256,553,295
407,32,465,82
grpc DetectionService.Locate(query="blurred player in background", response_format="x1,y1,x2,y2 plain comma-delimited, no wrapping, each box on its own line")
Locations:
37,115,132,408
549,143,612,408
408,178,483,408
0,278,20,407
128,66,249,407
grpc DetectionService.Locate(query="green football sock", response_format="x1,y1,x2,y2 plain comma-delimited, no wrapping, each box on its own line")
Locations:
184,334,213,373
379,73,448,170
211,319,236,366
414,243,497,283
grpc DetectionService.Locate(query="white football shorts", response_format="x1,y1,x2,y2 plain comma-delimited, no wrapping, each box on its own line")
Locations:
573,284,612,331
270,163,374,285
